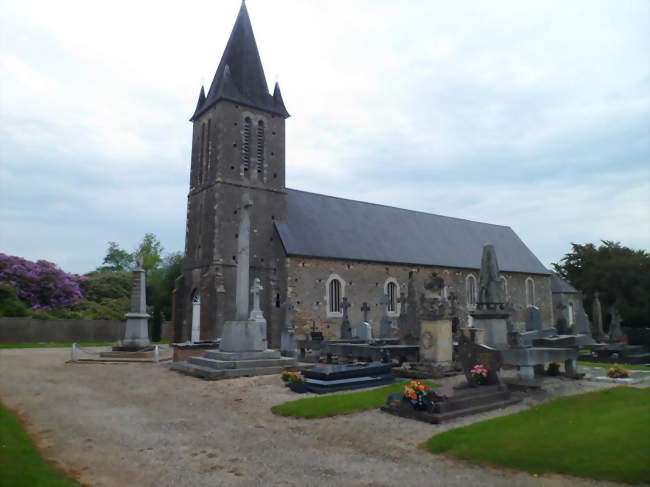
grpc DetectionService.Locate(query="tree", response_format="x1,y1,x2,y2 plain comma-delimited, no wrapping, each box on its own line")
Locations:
135,233,164,271
0,253,85,312
99,241,134,272
147,251,183,324
552,241,650,329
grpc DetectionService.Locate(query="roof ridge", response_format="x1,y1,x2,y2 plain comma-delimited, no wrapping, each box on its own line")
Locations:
286,187,513,230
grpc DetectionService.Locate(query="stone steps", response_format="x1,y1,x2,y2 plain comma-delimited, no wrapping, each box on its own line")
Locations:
170,361,290,380
187,355,296,370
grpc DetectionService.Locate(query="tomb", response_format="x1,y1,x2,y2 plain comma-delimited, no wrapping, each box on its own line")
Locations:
382,338,520,423
301,362,394,393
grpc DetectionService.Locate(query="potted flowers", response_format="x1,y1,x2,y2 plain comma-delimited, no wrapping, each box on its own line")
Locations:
469,364,489,386
403,380,431,410
281,370,308,393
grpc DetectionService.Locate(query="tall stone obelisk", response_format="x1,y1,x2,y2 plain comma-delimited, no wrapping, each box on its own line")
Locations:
220,194,269,352
120,257,151,349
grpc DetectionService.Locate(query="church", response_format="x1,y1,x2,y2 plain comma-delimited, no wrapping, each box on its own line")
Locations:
172,2,553,346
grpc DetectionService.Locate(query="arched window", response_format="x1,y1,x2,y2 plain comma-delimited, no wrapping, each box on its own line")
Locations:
242,116,251,173
329,279,341,313
525,277,535,307
384,278,399,316
568,301,575,326
256,120,265,173
325,274,345,317
466,274,477,307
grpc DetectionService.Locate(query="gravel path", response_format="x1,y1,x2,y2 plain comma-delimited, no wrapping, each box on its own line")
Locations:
0,347,642,487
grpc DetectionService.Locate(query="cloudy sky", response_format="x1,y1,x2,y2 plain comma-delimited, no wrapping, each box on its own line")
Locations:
1,0,648,274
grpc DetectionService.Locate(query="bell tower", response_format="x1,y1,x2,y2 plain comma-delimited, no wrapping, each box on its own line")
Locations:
173,1,290,345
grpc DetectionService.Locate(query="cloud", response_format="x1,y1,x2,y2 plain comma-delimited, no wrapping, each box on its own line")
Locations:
0,0,648,273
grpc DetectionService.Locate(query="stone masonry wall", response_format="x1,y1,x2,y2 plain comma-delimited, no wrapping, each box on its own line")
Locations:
286,257,553,339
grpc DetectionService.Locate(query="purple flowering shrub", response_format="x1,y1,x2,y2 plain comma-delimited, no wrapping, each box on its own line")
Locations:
0,253,85,311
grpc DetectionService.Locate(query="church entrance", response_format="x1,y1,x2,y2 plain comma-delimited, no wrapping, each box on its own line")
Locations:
191,289,201,342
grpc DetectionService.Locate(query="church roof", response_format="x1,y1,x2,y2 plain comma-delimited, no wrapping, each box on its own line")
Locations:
275,189,551,275
550,274,579,293
191,1,289,121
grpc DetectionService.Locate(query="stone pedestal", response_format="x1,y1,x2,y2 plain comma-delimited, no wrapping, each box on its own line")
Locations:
419,319,452,364
220,320,267,352
470,310,509,349
461,327,485,345
122,312,151,348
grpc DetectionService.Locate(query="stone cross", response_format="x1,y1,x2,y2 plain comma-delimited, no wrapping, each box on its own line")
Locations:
340,297,352,339
249,277,264,322
379,294,392,337
235,194,253,320
360,302,370,322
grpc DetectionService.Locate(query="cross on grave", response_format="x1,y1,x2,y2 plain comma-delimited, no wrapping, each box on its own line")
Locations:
249,277,264,322
360,302,371,322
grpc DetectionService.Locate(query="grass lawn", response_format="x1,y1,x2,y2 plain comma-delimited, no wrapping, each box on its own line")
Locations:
425,387,650,485
272,380,437,419
0,340,171,349
578,361,650,371
0,402,82,486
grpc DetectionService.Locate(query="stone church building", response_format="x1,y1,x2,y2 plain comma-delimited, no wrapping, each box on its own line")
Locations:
172,3,553,345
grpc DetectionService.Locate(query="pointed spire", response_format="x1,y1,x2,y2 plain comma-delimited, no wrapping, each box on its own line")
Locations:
190,85,206,121
192,1,289,120
273,82,288,115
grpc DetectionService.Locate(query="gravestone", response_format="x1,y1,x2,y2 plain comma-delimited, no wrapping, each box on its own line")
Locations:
458,338,503,386
397,293,408,332
360,302,371,323
525,306,543,331
574,309,592,335
609,306,623,342
379,295,392,338
592,292,605,341
119,257,151,349
280,298,297,357
355,322,372,341
470,245,509,348
419,319,452,364
340,297,352,339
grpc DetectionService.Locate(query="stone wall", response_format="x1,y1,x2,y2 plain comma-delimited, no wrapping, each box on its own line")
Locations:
286,257,553,339
0,318,174,343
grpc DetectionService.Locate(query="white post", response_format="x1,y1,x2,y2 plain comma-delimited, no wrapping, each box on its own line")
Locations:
154,345,160,363
71,343,77,362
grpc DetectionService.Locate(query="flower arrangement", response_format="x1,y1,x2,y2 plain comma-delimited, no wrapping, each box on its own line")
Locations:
403,380,430,409
469,364,489,385
281,370,303,383
606,364,631,379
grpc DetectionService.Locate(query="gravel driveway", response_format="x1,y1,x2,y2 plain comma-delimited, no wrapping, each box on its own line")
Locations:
0,348,638,487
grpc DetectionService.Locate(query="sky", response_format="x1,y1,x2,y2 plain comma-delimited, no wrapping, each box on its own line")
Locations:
0,0,648,274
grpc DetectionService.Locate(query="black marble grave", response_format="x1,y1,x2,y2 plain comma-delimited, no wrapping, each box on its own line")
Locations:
301,362,394,394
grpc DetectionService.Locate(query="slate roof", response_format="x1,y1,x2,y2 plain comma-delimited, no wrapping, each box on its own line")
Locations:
550,274,579,293
275,189,551,275
191,1,289,121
